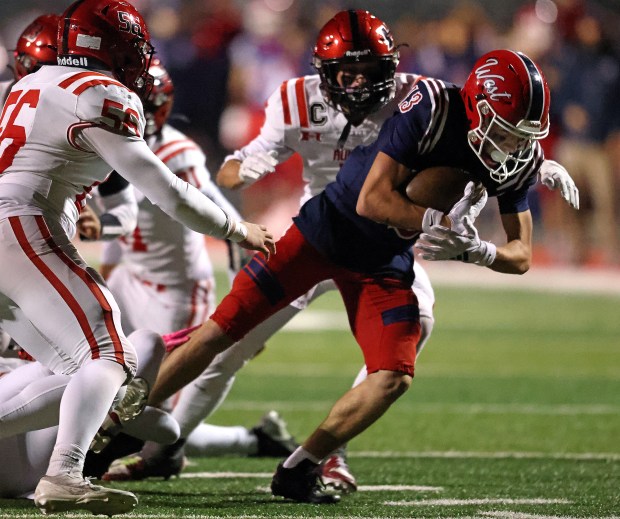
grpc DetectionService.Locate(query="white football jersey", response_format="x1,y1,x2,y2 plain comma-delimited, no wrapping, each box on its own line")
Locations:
0,79,14,106
227,73,421,204
0,65,144,238
114,125,234,286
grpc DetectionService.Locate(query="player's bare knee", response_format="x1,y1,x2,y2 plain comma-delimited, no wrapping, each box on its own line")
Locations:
372,370,412,402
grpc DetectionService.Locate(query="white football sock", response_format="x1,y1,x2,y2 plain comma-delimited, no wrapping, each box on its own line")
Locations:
185,423,257,456
282,446,322,468
48,359,127,476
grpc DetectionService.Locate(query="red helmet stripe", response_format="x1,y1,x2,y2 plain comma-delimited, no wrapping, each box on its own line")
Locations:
294,77,309,128
515,52,545,122
61,0,87,56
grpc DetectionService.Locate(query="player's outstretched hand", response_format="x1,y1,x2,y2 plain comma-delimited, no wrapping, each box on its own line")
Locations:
238,151,278,186
539,159,579,209
239,222,276,259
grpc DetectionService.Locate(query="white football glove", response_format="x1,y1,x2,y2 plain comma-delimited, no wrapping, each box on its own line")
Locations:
416,215,496,266
238,150,278,186
421,181,488,235
539,159,579,210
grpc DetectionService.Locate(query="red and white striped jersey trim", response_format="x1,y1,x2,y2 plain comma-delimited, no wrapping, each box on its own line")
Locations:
58,71,129,97
279,77,309,128
154,139,200,164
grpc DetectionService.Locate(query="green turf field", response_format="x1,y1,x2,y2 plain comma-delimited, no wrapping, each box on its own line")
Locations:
2,283,619,518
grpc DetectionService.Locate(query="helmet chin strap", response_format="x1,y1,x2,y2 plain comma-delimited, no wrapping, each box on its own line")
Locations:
337,121,352,150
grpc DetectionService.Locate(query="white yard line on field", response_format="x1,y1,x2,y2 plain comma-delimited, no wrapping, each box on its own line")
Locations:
182,472,445,492
223,400,620,415
180,471,272,478
385,498,572,506
482,512,620,519
357,484,442,492
353,450,620,461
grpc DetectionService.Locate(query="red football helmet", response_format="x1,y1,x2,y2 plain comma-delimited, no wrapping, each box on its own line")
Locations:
143,58,174,136
57,0,154,97
461,49,550,183
313,10,400,124
14,14,60,80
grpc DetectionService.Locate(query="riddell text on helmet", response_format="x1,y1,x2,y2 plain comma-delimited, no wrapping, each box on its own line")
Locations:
57,56,89,67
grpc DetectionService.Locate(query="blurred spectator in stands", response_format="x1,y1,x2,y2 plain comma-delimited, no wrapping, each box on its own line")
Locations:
148,1,242,170
549,10,619,265
400,1,498,86
219,0,316,228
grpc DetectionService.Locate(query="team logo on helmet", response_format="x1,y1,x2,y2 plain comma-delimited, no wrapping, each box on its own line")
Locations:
474,58,511,101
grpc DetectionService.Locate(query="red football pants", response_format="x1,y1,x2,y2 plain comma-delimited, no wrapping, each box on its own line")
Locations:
211,224,421,376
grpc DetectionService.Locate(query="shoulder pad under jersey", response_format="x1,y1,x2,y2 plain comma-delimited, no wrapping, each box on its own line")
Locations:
59,71,145,138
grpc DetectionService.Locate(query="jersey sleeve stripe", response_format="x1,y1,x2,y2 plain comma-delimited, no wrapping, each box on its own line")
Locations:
154,139,197,157
426,80,449,153
159,146,199,164
67,122,98,152
294,77,309,128
280,81,292,125
58,71,114,89
418,79,449,154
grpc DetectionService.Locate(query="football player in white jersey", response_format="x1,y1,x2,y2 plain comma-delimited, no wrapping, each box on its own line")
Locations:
0,15,62,368
0,0,273,515
98,58,243,335
109,9,579,493
95,59,298,477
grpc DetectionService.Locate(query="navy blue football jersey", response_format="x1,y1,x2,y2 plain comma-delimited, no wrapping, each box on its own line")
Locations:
294,78,543,280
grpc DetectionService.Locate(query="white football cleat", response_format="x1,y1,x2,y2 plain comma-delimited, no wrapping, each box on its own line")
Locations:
320,451,358,494
90,377,150,453
34,473,138,516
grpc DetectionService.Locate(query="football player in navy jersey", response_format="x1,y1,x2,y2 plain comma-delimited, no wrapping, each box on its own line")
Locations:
143,49,574,504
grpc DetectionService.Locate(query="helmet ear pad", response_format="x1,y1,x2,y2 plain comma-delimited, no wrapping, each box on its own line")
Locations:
312,10,400,121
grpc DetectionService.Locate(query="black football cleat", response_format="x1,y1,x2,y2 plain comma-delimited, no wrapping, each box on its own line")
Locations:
271,459,340,504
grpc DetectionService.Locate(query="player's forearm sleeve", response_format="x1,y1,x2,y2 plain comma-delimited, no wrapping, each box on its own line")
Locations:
80,127,235,238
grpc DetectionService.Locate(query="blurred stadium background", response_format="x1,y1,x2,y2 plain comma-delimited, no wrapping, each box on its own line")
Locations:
0,0,619,270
